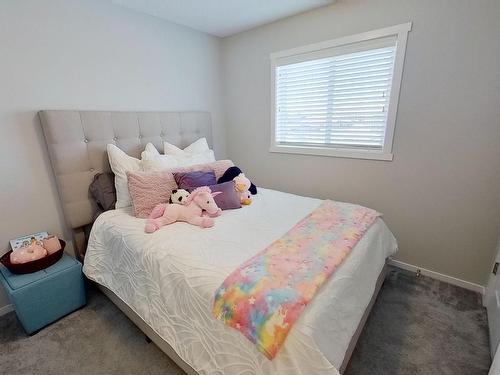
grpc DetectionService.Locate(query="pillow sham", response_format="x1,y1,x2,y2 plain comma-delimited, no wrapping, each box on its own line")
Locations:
144,142,161,156
142,150,215,172
170,160,234,180
186,182,241,210
107,144,142,208
141,138,215,171
174,171,216,190
164,138,210,156
127,170,177,218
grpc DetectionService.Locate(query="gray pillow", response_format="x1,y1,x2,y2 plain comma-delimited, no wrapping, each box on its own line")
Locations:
89,173,116,218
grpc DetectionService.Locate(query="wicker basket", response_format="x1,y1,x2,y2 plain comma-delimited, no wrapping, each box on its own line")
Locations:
0,240,66,274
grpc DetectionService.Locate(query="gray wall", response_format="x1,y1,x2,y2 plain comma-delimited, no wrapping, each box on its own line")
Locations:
0,0,224,310
1,0,498,314
222,0,500,285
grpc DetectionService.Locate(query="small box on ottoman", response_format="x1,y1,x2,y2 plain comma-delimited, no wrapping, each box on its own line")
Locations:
0,253,86,334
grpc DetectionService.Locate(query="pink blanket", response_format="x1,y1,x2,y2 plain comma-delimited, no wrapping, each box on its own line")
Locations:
213,200,380,359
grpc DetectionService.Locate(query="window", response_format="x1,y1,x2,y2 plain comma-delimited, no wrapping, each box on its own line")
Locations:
270,23,411,161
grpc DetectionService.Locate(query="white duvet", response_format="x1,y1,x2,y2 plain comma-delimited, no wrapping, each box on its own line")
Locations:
83,188,397,375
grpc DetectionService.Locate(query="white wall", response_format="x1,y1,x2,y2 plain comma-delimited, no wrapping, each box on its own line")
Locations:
0,0,224,310
222,0,500,285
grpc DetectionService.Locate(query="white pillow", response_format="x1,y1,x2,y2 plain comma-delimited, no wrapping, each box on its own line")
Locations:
107,144,142,208
142,149,215,172
164,138,210,156
144,142,161,156
141,143,178,171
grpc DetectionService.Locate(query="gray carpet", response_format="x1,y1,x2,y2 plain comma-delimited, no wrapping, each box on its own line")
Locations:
345,268,491,375
0,268,491,375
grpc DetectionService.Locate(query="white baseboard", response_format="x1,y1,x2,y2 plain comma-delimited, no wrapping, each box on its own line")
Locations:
388,258,485,295
0,303,14,317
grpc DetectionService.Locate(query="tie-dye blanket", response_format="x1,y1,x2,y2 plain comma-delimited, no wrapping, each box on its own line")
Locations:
213,200,380,359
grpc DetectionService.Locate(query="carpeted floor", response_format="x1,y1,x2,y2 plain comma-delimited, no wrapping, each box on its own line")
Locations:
0,268,491,375
345,268,490,375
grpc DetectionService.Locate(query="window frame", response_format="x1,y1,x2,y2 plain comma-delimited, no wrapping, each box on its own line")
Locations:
269,22,412,161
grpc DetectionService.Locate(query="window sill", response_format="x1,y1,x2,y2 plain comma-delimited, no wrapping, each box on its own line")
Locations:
269,144,394,161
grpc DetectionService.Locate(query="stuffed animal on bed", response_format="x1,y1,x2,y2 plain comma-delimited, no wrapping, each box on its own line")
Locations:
233,173,252,205
145,186,222,232
169,189,190,204
217,166,257,195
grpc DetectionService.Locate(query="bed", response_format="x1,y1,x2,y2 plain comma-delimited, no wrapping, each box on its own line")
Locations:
39,110,397,375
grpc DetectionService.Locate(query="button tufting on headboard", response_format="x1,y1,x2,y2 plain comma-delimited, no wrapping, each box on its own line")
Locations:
39,110,213,259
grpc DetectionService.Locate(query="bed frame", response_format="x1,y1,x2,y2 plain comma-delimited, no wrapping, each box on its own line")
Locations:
39,109,387,374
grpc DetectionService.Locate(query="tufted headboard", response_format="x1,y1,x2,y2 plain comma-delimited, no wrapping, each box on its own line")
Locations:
39,110,213,260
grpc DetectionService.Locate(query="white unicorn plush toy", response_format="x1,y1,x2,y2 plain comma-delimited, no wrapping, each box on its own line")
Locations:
145,186,222,233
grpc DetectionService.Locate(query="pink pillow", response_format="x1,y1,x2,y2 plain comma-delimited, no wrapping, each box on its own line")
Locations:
127,170,177,218
127,160,234,218
170,160,234,180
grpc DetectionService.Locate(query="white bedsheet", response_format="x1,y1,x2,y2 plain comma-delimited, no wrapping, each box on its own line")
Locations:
83,188,397,375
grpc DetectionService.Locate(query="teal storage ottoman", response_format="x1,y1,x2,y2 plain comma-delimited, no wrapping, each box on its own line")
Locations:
0,253,86,334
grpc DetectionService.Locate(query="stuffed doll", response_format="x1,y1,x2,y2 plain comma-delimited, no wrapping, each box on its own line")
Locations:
169,189,190,204
10,243,47,264
233,173,252,205
217,166,257,195
145,186,222,232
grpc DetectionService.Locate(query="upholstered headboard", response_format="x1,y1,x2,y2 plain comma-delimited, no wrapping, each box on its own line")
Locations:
39,110,213,260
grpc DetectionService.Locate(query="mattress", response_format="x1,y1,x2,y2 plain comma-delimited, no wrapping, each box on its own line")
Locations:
83,188,397,375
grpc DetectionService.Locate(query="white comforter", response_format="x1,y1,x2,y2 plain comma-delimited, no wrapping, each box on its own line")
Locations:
83,188,397,375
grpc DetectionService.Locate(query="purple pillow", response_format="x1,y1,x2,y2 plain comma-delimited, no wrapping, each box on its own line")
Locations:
174,171,216,190
187,182,241,210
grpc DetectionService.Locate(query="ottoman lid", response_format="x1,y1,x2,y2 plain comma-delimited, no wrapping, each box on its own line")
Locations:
0,254,79,290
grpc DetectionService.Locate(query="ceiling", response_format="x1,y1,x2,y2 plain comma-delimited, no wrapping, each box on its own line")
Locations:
111,0,335,37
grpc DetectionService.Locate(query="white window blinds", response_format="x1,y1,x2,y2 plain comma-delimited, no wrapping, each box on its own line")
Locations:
275,44,396,150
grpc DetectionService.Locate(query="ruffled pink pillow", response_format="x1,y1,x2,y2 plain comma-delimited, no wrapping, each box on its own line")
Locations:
127,170,177,218
127,160,235,218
